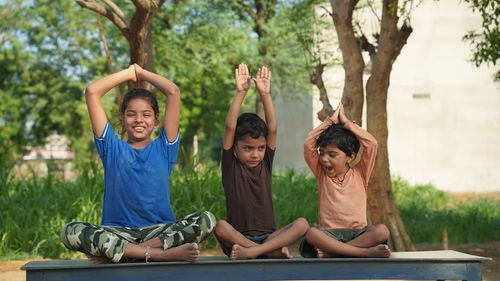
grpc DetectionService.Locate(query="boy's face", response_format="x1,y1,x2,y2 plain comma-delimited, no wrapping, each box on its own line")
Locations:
123,98,159,146
318,144,354,178
234,135,267,167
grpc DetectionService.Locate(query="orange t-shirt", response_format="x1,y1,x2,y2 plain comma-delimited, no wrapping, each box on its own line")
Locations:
304,118,377,229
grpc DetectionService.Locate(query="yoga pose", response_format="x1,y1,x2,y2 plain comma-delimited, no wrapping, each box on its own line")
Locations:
60,64,215,263
301,103,390,258
215,63,308,260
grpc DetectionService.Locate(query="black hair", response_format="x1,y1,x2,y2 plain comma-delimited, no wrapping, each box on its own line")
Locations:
316,124,360,157
120,88,159,118
235,113,268,142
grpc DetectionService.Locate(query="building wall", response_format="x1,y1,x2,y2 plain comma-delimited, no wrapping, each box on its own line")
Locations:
274,96,313,172
274,0,500,193
387,0,499,193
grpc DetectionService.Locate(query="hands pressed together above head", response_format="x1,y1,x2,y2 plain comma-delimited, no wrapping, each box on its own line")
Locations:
330,102,349,125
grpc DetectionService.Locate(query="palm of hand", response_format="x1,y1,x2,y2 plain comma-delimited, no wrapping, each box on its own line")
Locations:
236,74,251,92
254,78,270,94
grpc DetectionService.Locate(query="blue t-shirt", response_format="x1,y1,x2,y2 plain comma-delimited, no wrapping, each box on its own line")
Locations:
94,123,179,228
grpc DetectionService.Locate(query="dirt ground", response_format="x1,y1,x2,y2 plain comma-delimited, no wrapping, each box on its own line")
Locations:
2,193,498,281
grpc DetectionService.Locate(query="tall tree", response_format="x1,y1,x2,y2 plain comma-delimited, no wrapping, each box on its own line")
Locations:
0,0,106,165
75,0,167,88
328,0,415,251
230,0,277,116
154,0,255,163
287,0,340,121
229,0,313,118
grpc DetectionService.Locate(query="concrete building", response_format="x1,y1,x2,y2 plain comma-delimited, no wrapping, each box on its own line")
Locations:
274,0,499,193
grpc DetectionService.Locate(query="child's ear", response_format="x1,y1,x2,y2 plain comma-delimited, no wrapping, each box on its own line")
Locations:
348,153,356,165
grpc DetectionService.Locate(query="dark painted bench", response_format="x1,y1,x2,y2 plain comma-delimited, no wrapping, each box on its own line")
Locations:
22,250,491,281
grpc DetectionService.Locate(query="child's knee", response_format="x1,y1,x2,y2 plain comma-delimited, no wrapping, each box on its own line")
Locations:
294,217,309,232
214,220,231,237
372,224,390,242
201,211,217,231
60,222,84,249
305,227,321,241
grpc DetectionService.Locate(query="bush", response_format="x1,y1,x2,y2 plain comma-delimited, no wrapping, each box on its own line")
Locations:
393,177,500,243
1,160,498,260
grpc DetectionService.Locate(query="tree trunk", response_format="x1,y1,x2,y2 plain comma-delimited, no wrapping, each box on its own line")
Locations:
366,72,415,251
329,0,364,124
365,0,415,251
328,0,415,251
75,0,165,89
129,26,154,89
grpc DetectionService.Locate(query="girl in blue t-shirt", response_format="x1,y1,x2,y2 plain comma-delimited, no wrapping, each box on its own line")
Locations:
60,64,215,263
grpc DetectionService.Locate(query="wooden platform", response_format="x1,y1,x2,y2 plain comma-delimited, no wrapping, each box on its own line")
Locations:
21,250,491,281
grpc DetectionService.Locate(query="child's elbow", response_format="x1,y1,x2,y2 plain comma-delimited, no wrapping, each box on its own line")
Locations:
84,86,97,99
268,127,277,136
170,85,181,97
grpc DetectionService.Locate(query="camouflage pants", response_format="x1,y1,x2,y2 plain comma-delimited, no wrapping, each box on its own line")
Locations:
60,211,216,262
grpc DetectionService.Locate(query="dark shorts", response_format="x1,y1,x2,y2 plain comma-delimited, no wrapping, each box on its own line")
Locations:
222,233,272,257
299,227,368,258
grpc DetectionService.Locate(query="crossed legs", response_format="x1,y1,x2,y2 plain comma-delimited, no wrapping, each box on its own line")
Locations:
215,218,309,260
305,224,391,258
62,211,216,263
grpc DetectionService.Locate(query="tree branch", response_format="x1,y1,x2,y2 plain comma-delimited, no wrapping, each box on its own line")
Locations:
75,0,130,40
237,0,258,22
359,32,377,62
131,0,148,9
101,0,129,26
394,22,413,57
310,63,334,121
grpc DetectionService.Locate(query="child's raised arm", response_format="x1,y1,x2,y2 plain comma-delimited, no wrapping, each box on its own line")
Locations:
253,66,277,150
338,104,378,187
85,65,136,136
303,106,338,180
223,63,251,150
134,64,180,142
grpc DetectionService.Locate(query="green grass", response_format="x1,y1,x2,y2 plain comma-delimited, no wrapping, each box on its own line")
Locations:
393,177,500,243
1,160,498,260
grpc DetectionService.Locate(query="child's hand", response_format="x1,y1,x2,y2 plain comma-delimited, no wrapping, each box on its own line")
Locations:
338,103,349,125
128,65,137,82
253,66,271,96
133,63,144,80
330,102,341,124
235,63,251,93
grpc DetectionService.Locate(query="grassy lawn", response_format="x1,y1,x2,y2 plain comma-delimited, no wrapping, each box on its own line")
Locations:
1,161,499,260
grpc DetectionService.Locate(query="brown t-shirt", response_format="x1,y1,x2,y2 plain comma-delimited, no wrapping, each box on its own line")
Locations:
221,146,276,236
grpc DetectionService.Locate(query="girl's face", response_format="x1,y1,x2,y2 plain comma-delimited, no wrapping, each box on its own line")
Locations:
123,98,158,148
318,144,354,178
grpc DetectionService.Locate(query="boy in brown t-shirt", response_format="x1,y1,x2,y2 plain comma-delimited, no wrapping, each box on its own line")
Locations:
301,103,390,258
214,63,309,260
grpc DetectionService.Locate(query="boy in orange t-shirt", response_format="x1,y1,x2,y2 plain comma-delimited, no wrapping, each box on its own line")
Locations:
301,103,391,258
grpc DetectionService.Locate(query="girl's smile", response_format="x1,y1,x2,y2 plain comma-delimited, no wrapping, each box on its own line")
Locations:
123,98,159,148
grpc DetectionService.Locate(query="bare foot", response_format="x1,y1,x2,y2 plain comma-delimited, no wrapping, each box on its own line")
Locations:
230,244,256,260
153,243,200,262
266,246,293,259
86,254,112,264
281,246,293,259
364,244,391,258
316,247,332,259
